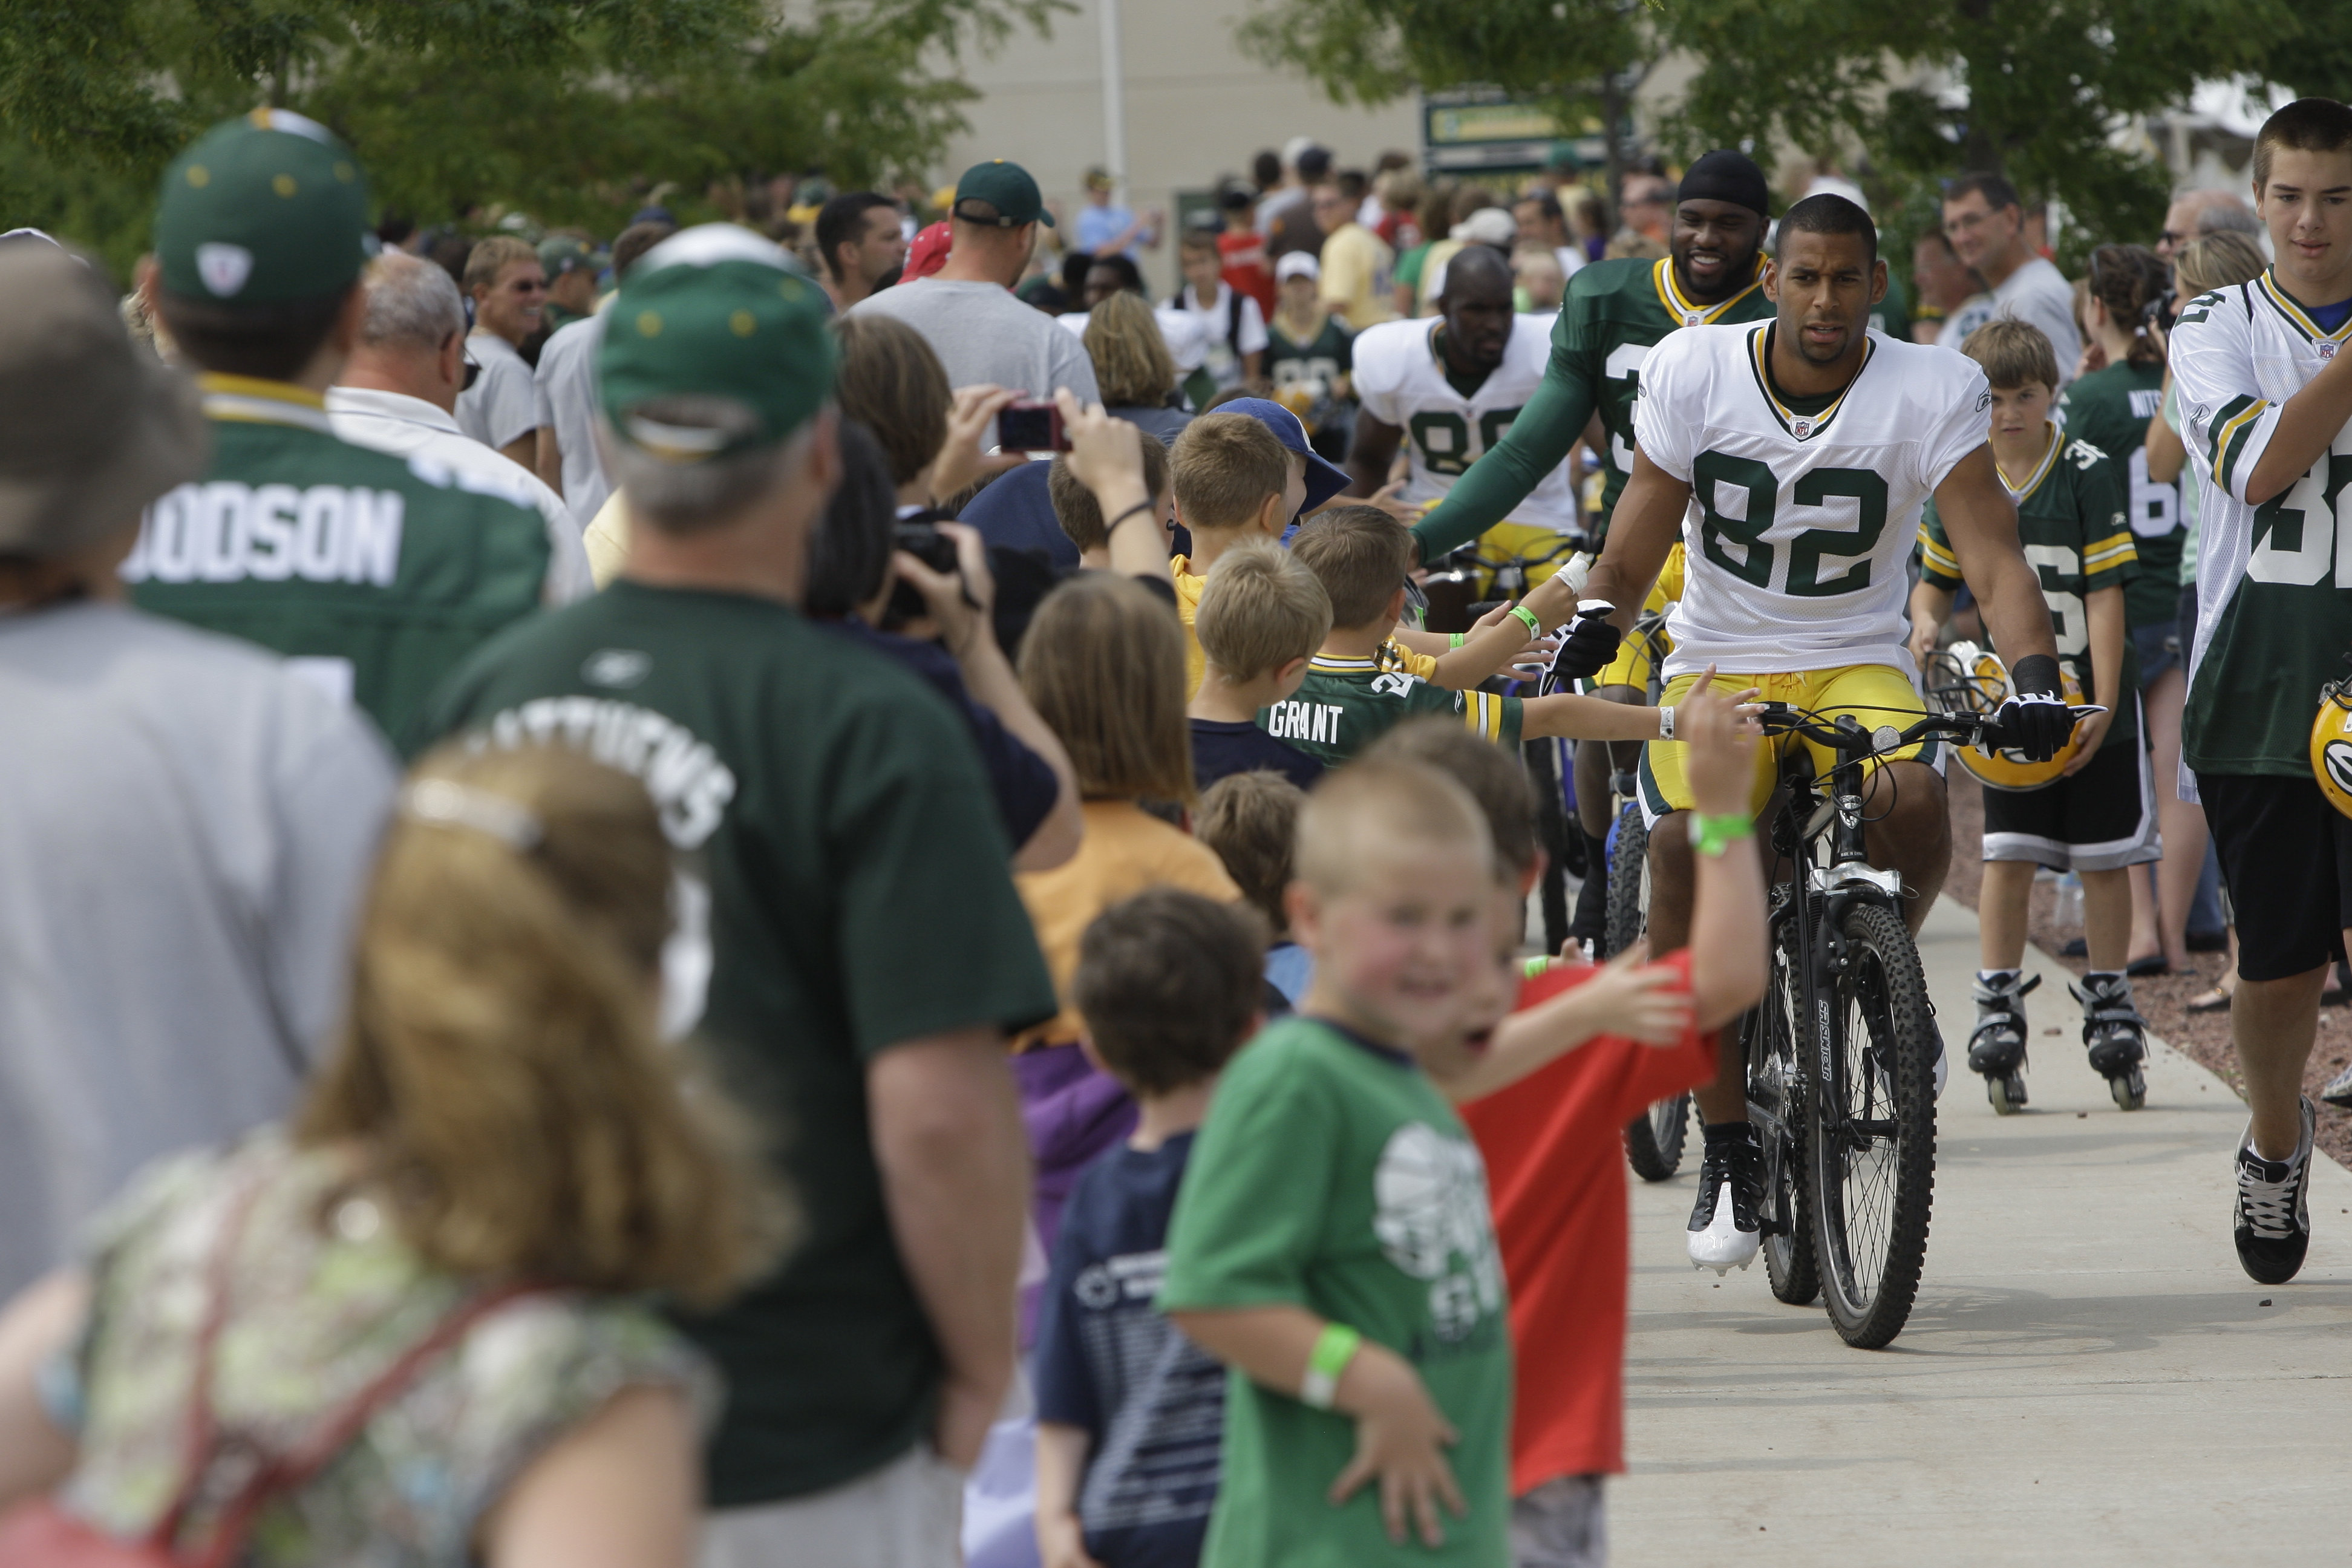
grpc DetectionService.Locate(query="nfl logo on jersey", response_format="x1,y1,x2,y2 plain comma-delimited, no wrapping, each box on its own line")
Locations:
2321,342,2338,361
1791,418,1814,439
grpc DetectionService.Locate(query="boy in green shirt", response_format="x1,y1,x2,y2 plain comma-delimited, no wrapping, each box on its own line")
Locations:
1160,756,1518,1566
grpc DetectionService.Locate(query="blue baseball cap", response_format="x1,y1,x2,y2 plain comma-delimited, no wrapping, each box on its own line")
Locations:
1214,396,1351,517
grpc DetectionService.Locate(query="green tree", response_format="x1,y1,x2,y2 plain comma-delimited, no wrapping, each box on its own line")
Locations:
0,0,1061,282
1233,0,1661,197
1653,0,2297,247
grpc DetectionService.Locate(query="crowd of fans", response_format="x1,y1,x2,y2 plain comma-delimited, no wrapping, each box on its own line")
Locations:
0,93,2339,1568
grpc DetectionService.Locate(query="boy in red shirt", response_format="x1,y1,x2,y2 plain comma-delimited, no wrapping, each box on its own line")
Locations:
1369,679,1766,1566
1217,181,1276,319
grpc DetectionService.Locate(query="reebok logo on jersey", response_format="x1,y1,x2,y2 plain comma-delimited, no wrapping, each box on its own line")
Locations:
583,649,652,688
122,480,404,588
482,696,736,850
1265,699,1345,746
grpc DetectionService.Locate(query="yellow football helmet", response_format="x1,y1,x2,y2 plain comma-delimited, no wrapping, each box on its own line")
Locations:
1926,641,2088,791
2311,672,2352,818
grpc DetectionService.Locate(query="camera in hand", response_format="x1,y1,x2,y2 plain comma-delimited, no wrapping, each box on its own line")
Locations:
884,521,964,630
996,400,1068,452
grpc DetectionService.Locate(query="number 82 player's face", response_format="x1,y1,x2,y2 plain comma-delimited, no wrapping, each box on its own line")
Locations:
1762,230,1889,368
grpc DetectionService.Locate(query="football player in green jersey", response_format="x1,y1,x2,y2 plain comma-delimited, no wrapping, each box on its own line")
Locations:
1406,151,1776,949
125,111,560,743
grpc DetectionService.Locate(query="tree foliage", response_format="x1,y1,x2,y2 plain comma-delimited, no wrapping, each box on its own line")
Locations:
1652,0,2298,247
0,0,1063,281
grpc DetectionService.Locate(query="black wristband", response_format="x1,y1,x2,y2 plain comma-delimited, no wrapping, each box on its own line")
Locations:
1106,500,1156,533
2010,653,2062,698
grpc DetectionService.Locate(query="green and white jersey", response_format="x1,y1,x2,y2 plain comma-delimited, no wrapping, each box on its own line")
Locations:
1265,314,1354,405
415,580,1057,1507
2056,361,2178,629
1258,653,1521,769
123,376,554,742
1635,322,1990,678
1921,423,2138,746
2172,271,2352,779
1354,315,1579,533
1408,255,1772,562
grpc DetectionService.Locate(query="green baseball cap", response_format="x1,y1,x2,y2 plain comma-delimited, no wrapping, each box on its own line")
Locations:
538,236,593,276
953,160,1054,229
598,225,835,460
155,109,374,305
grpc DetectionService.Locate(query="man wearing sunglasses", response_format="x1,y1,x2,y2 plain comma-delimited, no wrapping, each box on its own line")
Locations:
455,234,546,469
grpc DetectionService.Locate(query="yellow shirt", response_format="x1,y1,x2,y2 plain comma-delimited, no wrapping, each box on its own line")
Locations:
1013,800,1241,1048
1319,223,1399,332
1174,557,1207,698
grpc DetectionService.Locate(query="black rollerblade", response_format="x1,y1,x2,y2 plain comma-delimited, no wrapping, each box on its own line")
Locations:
1968,970,2038,1114
2073,972,2148,1109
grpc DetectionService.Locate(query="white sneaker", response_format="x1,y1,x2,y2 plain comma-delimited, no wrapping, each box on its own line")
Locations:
1686,1136,1762,1275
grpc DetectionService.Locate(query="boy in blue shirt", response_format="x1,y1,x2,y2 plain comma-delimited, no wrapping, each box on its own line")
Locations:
1034,888,1270,1568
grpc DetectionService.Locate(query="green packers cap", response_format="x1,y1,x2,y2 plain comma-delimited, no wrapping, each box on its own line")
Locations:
598,224,835,460
953,160,1054,229
538,236,593,276
155,109,374,305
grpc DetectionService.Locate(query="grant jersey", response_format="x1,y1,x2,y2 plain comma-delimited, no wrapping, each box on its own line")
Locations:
1564,255,1772,538
2057,361,2178,629
1258,654,1521,769
2172,272,2352,777
1920,424,2138,746
1635,324,1991,678
1354,316,1581,534
123,376,554,743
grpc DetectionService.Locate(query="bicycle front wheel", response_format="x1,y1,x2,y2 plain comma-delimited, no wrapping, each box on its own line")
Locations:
1749,926,1818,1304
1807,900,1937,1348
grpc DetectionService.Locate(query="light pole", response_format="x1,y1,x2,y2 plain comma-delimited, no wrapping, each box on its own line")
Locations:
1099,0,1127,203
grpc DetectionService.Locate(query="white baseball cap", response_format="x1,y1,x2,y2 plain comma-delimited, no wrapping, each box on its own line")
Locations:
1276,251,1320,282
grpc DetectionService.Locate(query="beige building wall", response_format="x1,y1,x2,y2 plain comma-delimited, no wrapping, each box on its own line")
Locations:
935,0,1424,295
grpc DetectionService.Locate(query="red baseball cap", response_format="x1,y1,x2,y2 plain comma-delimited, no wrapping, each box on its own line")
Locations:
901,221,952,283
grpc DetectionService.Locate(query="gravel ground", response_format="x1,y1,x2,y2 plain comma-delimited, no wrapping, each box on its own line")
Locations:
1943,767,2352,1169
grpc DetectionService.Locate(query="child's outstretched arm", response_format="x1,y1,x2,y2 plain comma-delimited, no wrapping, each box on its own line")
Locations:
1407,569,1579,689
1680,679,1768,1028
1434,946,1693,1102
1035,1423,1104,1568
1167,1305,1465,1549
1519,666,1758,742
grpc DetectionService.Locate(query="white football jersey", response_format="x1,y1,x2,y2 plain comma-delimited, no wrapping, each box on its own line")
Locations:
1353,314,1581,533
2170,271,2352,784
1633,322,1990,677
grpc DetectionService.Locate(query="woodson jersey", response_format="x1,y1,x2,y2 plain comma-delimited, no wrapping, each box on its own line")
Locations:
1921,424,2138,746
1354,315,1581,534
1258,654,1521,768
123,376,554,743
2172,271,2352,778
1633,323,1990,678
2056,360,2179,629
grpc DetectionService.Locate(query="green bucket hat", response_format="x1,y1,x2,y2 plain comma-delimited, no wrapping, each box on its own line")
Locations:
155,109,374,305
953,160,1054,229
598,225,835,460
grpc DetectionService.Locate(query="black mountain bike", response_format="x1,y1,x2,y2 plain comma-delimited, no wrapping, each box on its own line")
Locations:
1593,612,1690,1182
1738,700,2082,1348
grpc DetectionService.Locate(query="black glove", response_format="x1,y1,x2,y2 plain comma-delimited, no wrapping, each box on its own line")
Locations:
1990,653,2073,761
1548,601,1623,682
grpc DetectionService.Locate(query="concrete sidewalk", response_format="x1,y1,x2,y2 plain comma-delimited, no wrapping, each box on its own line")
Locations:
1610,895,2352,1566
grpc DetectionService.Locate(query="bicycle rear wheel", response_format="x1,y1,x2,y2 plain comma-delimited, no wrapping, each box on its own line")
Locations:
1808,900,1937,1348
1524,739,1574,956
1749,924,1818,1304
1610,806,1690,1181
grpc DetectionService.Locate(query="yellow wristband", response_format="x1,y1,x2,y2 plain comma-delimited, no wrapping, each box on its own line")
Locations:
1301,1322,1362,1409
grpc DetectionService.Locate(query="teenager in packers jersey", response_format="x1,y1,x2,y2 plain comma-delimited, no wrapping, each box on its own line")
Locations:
122,111,566,744
1570,195,2068,1275
2169,97,2352,1286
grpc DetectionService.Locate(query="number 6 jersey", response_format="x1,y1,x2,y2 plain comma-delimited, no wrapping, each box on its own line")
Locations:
1632,322,1991,678
1354,315,1583,534
2171,272,2352,779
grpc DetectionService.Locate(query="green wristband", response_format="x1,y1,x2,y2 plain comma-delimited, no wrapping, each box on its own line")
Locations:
1687,812,1755,858
1523,955,1555,978
1301,1322,1362,1409
1508,604,1542,638
1448,633,1466,649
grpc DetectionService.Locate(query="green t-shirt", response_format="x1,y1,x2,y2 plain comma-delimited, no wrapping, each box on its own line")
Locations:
1411,255,1774,561
1868,271,1912,343
1266,315,1356,402
413,580,1057,1506
2057,360,2180,629
125,377,552,742
1257,653,1523,768
1920,425,2138,746
1160,1018,1512,1568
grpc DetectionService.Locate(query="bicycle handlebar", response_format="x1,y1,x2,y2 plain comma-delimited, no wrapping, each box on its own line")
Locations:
1751,701,2107,756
